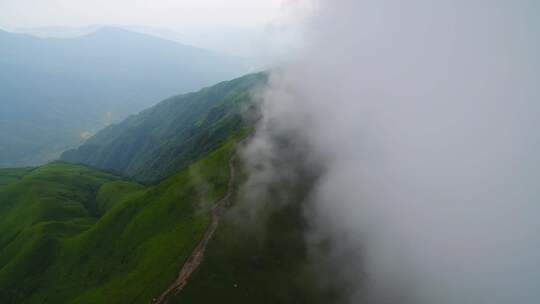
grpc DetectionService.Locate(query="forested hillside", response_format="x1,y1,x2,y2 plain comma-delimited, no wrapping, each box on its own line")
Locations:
62,73,266,183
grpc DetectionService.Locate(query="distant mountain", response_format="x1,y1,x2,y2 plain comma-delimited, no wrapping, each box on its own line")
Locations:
62,73,266,183
0,27,249,167
13,25,101,38
15,25,266,58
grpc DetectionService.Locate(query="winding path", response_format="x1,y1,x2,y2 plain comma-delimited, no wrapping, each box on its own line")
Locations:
153,154,237,304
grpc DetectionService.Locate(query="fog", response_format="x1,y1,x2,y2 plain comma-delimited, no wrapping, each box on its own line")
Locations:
247,0,540,303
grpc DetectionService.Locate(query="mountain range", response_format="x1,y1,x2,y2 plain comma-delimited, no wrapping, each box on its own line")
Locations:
0,27,248,167
0,72,338,304
61,73,265,183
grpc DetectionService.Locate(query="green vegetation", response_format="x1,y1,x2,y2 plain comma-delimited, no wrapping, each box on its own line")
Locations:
1,72,333,303
0,136,239,304
0,167,34,188
171,161,342,304
62,72,266,183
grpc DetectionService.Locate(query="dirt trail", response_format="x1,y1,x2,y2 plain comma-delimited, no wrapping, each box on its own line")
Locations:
153,154,237,304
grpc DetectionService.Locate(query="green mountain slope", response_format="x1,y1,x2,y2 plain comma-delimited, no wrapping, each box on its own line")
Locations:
62,73,266,183
0,73,261,303
170,156,341,304
0,135,241,304
0,168,34,188
1,73,335,303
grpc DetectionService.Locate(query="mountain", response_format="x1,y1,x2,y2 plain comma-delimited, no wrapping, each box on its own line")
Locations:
0,73,337,304
0,27,249,167
0,141,236,303
14,25,102,39
0,167,34,188
15,25,266,58
61,73,266,183
0,73,259,303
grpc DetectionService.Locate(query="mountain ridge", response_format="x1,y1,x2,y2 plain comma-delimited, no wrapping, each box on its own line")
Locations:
61,72,267,183
0,71,335,304
0,27,248,167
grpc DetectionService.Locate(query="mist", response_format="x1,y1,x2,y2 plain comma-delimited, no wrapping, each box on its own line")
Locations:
246,0,540,303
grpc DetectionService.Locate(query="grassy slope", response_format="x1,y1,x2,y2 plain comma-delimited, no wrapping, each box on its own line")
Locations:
61,73,266,183
0,167,35,188
0,72,333,303
0,134,240,304
172,163,342,304
0,162,124,303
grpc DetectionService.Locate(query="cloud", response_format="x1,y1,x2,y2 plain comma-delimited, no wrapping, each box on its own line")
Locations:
245,1,540,303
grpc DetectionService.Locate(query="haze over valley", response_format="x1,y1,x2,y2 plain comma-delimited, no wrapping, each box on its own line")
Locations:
0,26,248,167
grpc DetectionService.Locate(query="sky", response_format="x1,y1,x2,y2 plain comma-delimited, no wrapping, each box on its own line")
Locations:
0,0,285,30
0,0,295,57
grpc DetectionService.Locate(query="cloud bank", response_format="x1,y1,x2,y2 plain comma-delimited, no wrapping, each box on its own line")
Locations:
246,1,540,303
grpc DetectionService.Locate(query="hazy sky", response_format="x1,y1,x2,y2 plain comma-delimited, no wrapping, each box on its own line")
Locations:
0,0,285,30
